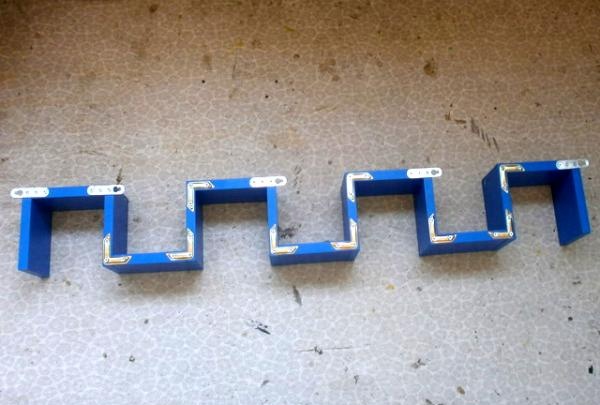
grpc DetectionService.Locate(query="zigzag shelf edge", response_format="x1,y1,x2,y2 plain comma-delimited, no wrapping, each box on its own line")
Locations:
10,159,591,278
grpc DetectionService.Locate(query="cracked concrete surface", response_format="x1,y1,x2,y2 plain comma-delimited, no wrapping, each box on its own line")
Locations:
0,1,599,404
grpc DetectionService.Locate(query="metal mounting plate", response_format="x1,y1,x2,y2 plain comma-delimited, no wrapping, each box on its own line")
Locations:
10,187,49,199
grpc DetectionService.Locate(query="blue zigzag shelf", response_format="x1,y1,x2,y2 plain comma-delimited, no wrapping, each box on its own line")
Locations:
11,159,591,278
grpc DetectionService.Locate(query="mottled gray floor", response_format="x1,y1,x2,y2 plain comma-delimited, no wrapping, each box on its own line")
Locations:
0,1,599,404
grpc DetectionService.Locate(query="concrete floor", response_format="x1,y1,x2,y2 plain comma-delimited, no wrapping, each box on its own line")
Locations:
0,1,599,404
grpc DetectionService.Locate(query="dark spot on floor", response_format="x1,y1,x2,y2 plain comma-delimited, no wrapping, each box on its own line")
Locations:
423,58,437,77
149,4,158,13
482,129,491,147
0,157,8,163
261,379,269,387
292,166,302,188
457,386,465,395
116,167,123,184
133,216,142,223
278,224,300,239
293,53,300,59
102,353,108,359
589,365,594,374
144,319,149,324
265,94,269,99
314,346,323,355
416,286,422,292
411,358,426,369
292,285,302,306
353,375,359,384
568,316,573,321
248,320,271,335
129,355,135,362
327,160,332,165
469,118,498,151
64,279,71,286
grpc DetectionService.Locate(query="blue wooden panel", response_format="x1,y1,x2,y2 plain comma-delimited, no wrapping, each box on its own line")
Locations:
10,160,591,277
